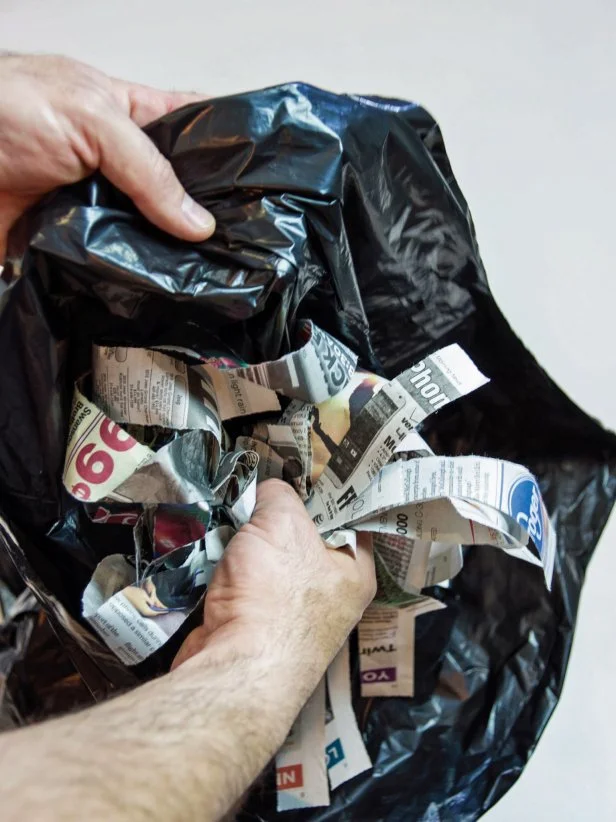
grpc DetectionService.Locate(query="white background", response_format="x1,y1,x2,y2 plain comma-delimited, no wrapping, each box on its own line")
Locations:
1,1,615,818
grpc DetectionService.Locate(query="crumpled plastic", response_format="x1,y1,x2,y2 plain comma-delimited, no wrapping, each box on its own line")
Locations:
0,575,95,731
0,83,615,820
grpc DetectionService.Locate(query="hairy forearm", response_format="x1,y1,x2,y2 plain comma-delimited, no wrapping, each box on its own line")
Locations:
0,639,318,822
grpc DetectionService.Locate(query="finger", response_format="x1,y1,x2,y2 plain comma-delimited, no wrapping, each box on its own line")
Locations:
96,114,215,241
111,78,209,127
166,90,211,108
249,479,324,551
253,478,307,516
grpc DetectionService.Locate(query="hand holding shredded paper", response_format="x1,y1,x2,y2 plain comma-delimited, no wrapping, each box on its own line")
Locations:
63,321,554,810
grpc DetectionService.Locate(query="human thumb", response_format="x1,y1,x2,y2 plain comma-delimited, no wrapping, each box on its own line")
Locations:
96,112,215,242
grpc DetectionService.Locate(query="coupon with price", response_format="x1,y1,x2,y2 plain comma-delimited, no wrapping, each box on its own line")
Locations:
63,387,153,502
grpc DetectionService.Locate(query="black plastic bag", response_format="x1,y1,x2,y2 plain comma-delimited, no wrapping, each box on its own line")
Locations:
0,582,95,731
0,84,615,820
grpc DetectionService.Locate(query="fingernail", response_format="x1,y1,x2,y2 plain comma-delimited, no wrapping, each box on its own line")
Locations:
181,194,216,233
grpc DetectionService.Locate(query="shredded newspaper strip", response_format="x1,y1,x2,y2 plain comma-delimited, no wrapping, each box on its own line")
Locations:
276,678,330,810
61,320,556,809
325,640,372,789
358,605,426,697
225,320,358,403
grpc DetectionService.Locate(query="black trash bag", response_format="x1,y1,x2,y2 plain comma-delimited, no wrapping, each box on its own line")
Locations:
0,84,615,820
0,580,96,731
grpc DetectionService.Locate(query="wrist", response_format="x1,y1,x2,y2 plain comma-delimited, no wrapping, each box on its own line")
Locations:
182,617,328,716
171,631,311,772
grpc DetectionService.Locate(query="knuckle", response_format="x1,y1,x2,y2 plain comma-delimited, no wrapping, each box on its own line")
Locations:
366,574,378,603
56,55,83,74
331,568,356,599
258,478,304,510
334,561,376,610
149,150,176,185
260,477,296,497
70,75,110,110
128,150,179,212
69,88,113,133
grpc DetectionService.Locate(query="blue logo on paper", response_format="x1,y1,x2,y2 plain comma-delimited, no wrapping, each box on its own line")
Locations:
326,738,345,769
508,477,544,557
